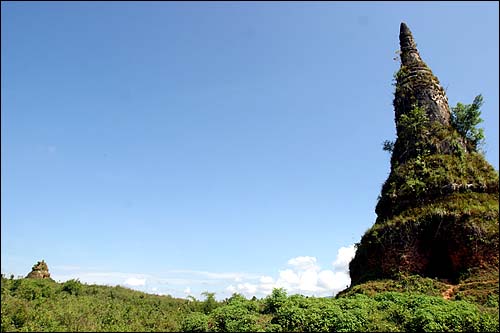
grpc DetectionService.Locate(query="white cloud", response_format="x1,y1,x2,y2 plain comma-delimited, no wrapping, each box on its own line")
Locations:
124,277,146,286
318,270,350,291
224,244,356,298
51,267,258,300
260,276,274,284
299,270,318,292
278,269,300,287
236,283,258,295
168,269,259,281
317,270,336,289
48,245,356,300
259,276,275,294
332,245,356,271
287,256,320,271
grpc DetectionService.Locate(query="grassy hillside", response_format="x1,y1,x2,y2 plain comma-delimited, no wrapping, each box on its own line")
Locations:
1,274,498,332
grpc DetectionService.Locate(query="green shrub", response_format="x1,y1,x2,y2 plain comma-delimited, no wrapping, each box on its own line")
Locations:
181,312,209,332
209,303,261,332
61,279,83,296
263,288,288,314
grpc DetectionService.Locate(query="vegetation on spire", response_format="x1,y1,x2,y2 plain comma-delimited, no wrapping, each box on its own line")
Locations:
451,94,486,152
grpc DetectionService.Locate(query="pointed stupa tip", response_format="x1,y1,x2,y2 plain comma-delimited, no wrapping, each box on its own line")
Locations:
399,22,417,53
400,22,411,36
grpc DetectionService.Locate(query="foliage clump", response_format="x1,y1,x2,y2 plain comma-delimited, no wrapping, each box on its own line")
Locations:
450,95,486,152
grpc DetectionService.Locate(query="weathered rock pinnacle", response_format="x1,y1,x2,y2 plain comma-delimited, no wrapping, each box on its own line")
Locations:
26,260,52,279
394,22,451,131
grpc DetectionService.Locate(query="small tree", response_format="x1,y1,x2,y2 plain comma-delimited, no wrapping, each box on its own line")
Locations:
263,288,288,314
201,291,218,314
382,140,395,153
451,94,485,151
61,279,82,296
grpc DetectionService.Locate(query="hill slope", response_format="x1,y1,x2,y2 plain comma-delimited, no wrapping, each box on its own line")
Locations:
1,275,498,332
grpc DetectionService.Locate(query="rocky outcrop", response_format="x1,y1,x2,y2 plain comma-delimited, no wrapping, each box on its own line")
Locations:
349,23,499,286
26,260,52,279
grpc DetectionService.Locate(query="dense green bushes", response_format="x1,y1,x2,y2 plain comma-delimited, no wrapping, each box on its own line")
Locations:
1,275,497,332
1,276,189,332
180,312,209,332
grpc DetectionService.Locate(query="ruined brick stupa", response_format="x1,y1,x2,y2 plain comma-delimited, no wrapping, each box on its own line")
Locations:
26,260,52,279
349,23,499,285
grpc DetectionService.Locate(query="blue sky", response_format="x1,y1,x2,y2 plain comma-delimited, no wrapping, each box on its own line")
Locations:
2,2,498,299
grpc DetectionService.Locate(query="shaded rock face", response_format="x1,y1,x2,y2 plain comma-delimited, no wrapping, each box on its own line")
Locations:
26,260,52,279
349,23,499,286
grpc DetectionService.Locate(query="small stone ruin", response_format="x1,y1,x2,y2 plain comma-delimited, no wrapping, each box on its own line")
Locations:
26,260,52,279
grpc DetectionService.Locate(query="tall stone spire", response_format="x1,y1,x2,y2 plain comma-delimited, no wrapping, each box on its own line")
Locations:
348,23,499,287
394,22,451,129
390,22,457,168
